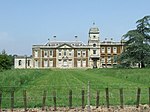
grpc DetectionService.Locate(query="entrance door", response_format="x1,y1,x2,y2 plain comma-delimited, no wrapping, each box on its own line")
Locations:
93,60,97,68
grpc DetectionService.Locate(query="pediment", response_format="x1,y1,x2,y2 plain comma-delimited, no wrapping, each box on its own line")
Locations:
57,43,73,48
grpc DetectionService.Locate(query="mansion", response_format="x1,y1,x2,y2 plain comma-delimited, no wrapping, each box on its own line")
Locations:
14,25,125,69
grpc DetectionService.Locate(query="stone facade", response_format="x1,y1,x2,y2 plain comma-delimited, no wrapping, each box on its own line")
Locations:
14,25,124,69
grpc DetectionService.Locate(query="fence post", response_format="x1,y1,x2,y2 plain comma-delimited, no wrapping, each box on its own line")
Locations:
106,88,109,108
96,90,99,108
120,88,124,108
69,90,72,109
11,90,14,112
42,90,46,111
87,81,91,112
53,91,56,111
0,91,2,112
149,87,150,107
136,88,141,108
82,89,85,109
23,90,27,111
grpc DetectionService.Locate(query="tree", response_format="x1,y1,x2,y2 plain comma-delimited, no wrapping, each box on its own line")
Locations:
0,50,14,70
119,16,150,68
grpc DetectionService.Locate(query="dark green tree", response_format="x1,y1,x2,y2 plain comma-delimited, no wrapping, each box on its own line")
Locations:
0,50,14,70
119,16,150,68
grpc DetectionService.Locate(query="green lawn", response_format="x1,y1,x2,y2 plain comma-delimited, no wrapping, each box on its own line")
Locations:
0,68,150,108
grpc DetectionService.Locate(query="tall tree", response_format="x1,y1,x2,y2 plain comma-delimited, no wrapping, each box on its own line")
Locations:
119,16,150,68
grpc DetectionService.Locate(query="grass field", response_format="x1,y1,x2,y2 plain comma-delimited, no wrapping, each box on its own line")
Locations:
0,68,150,108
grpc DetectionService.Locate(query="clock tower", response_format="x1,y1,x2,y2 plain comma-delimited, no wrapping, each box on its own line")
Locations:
88,23,101,68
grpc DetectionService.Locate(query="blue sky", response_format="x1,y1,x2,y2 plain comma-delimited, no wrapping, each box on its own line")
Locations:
0,0,150,55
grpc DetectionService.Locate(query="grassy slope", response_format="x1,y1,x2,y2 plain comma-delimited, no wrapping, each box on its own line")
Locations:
0,68,150,108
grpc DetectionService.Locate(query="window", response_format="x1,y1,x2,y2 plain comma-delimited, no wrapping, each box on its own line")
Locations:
77,50,81,57
113,55,117,63
35,60,38,68
63,59,67,67
101,47,105,53
107,56,111,63
69,59,72,67
107,47,111,54
18,60,22,66
49,60,53,67
59,52,61,56
44,51,48,57
83,52,86,56
44,60,48,67
58,59,62,67
82,50,86,57
59,50,61,56
50,50,53,56
101,57,105,64
93,44,96,47
64,50,66,56
77,60,81,67
82,60,86,67
93,35,96,38
93,50,96,54
35,51,38,58
28,60,30,66
113,47,117,54
69,50,72,56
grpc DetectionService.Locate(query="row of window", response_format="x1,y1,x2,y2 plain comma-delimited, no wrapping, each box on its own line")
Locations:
77,50,86,57
18,60,31,66
101,47,117,54
34,50,87,58
34,60,53,68
58,50,73,57
34,59,87,68
34,50,54,58
34,47,117,58
101,56,117,63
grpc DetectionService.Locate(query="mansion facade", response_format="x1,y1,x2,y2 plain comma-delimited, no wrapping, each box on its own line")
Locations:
14,25,125,69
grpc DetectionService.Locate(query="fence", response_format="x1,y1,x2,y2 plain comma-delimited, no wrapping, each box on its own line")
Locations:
0,82,150,111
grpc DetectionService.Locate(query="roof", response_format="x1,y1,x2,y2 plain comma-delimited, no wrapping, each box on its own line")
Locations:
89,23,99,34
45,41,86,47
14,55,32,59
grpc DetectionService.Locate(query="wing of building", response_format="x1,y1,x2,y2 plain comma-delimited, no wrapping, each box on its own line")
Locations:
14,25,125,69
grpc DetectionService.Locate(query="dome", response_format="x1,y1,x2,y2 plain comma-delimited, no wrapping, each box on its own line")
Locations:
89,27,99,33
89,23,99,34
